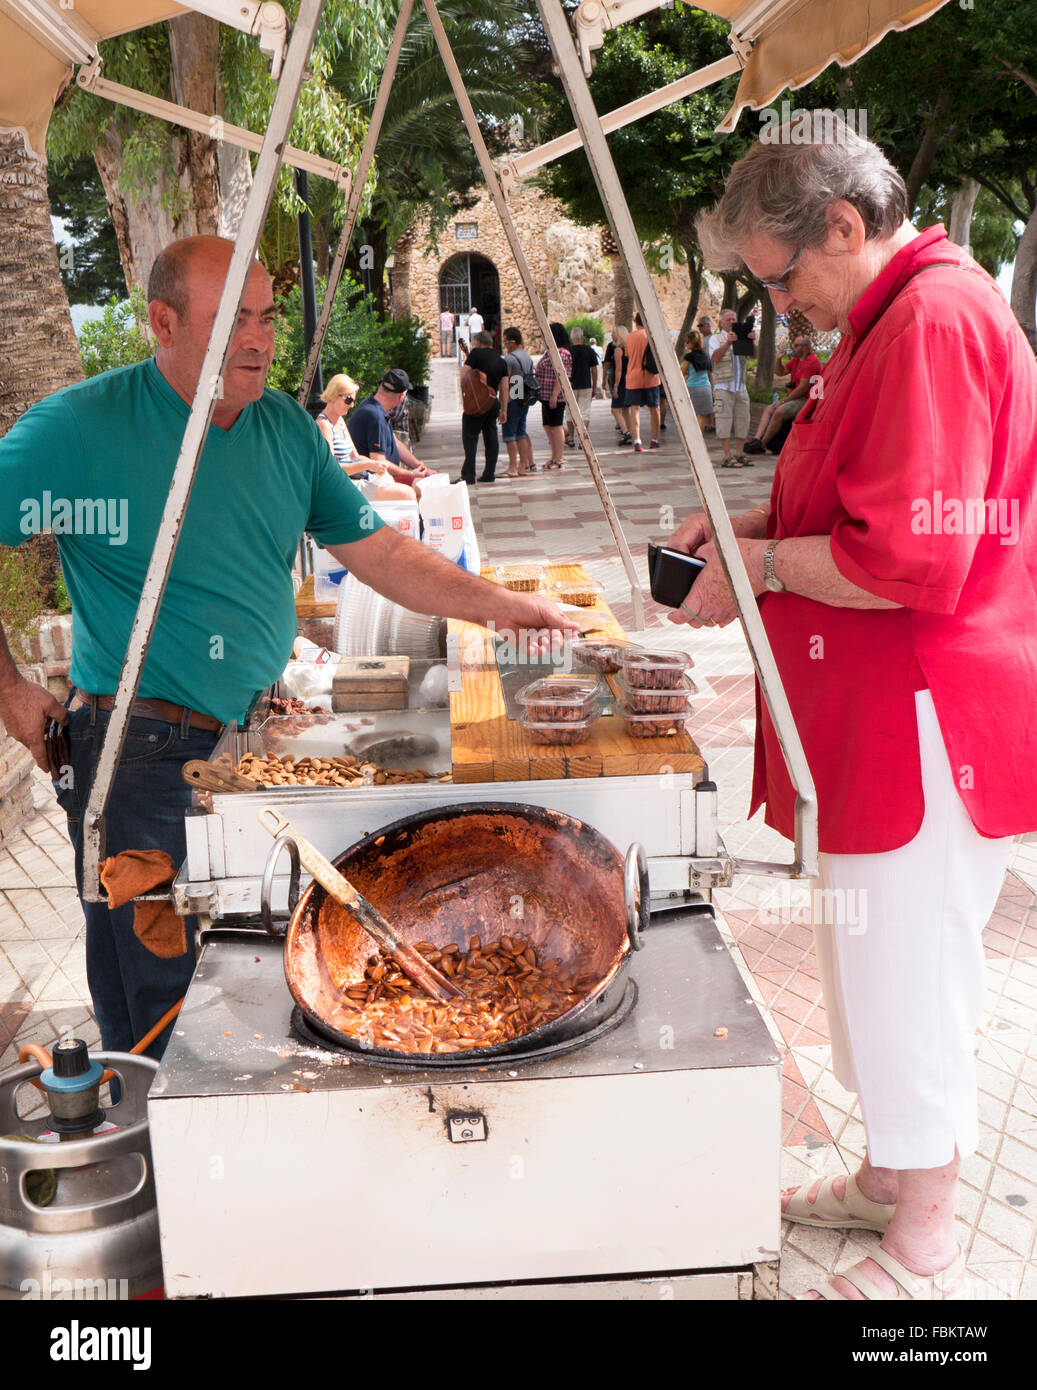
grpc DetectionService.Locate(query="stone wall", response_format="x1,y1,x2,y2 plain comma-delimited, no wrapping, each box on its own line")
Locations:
0,722,35,846
22,614,73,700
2,614,72,845
393,179,714,354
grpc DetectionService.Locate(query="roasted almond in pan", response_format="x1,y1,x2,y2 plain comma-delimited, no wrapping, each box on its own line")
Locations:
330,933,599,1054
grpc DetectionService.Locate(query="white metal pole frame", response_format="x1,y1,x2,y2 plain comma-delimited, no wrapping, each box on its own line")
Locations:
536,0,817,879
421,0,647,631
76,73,351,190
499,55,741,187
298,0,416,409
81,0,327,902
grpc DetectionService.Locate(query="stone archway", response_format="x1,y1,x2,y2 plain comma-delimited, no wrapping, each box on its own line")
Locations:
439,251,502,350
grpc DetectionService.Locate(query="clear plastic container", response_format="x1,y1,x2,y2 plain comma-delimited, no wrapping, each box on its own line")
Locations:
494,564,545,592
552,577,603,607
620,709,693,738
618,648,694,690
516,675,602,722
519,709,600,745
615,671,696,713
570,637,640,675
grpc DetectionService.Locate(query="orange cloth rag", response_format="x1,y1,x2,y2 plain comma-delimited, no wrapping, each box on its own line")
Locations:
99,850,186,959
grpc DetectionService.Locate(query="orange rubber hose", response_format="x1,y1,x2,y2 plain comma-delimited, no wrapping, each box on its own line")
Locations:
18,998,184,1091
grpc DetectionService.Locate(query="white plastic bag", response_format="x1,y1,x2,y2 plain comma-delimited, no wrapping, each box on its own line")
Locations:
371,497,421,540
418,478,480,572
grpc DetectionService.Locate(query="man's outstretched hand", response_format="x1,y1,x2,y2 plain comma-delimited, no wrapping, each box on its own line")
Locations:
0,676,67,773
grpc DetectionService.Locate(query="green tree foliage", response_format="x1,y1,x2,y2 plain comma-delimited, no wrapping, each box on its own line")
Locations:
565,314,605,344
269,273,429,398
915,186,1019,279
48,5,390,220
48,156,125,304
322,0,546,311
536,9,754,341
0,545,47,659
78,292,153,377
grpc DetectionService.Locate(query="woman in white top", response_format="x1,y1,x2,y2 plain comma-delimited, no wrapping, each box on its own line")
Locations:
316,374,416,502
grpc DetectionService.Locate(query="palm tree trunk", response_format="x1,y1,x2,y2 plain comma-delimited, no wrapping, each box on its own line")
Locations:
601,227,633,328
0,129,83,436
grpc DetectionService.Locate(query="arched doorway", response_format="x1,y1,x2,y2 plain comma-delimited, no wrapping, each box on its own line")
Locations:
439,251,502,350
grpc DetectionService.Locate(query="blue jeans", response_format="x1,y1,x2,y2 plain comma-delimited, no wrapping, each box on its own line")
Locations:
54,700,218,1060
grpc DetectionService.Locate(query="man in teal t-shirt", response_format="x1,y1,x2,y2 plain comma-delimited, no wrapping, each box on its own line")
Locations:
0,236,574,1060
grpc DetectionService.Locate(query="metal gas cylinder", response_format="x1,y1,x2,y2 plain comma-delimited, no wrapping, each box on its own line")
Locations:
0,1044,162,1300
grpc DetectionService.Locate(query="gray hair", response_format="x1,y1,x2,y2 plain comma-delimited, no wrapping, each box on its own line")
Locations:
570,325,584,343
474,330,493,347
696,116,908,270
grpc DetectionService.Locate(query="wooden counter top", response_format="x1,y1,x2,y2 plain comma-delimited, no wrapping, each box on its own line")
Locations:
448,563,706,784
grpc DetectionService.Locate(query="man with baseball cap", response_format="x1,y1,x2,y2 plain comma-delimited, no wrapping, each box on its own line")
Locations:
346,368,435,487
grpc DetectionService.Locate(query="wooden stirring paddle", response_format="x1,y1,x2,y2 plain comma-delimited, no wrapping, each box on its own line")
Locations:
257,806,463,1003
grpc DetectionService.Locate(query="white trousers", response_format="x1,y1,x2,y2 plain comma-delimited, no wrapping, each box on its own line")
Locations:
814,691,1014,1170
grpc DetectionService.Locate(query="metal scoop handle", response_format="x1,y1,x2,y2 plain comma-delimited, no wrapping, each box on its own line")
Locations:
257,806,462,1002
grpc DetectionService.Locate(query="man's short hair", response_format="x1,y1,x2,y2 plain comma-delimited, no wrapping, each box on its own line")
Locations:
474,330,493,347
147,246,190,318
570,326,584,343
634,313,644,327
503,326,523,345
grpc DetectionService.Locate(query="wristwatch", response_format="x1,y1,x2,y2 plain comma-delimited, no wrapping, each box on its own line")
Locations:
763,540,786,593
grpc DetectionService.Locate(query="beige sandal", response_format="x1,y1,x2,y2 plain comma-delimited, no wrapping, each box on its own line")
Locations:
805,1244,966,1301
782,1174,895,1232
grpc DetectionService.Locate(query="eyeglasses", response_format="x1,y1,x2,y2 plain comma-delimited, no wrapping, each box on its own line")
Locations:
758,246,803,295
342,396,355,405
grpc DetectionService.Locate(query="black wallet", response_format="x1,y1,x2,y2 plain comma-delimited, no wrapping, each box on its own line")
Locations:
648,543,707,608
44,717,71,779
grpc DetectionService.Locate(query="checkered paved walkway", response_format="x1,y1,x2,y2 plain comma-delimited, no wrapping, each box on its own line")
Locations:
2,355,1034,1298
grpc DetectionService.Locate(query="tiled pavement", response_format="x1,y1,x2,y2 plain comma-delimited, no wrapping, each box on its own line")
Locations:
2,354,1034,1298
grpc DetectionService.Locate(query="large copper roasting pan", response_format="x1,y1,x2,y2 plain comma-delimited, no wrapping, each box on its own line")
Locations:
260,802,649,1062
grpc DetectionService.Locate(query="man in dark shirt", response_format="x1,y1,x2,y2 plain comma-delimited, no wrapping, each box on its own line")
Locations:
565,326,602,447
346,368,434,486
460,331,508,484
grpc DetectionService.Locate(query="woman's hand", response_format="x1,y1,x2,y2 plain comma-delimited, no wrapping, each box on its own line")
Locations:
667,511,712,556
666,538,768,628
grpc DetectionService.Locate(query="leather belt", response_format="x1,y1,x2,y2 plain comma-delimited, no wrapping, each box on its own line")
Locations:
70,692,223,734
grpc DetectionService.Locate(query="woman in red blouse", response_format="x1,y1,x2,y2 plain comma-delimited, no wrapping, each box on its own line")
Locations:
669,119,1037,1301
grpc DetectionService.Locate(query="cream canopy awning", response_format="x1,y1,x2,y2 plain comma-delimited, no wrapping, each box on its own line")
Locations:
1,0,957,164
571,0,955,131
0,1,186,157
708,0,956,131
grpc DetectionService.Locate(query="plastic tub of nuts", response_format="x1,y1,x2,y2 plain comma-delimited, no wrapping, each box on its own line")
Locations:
615,670,696,713
618,648,694,690
620,708,693,738
516,675,602,722
570,637,641,674
519,709,601,745
552,577,604,608
494,563,545,592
